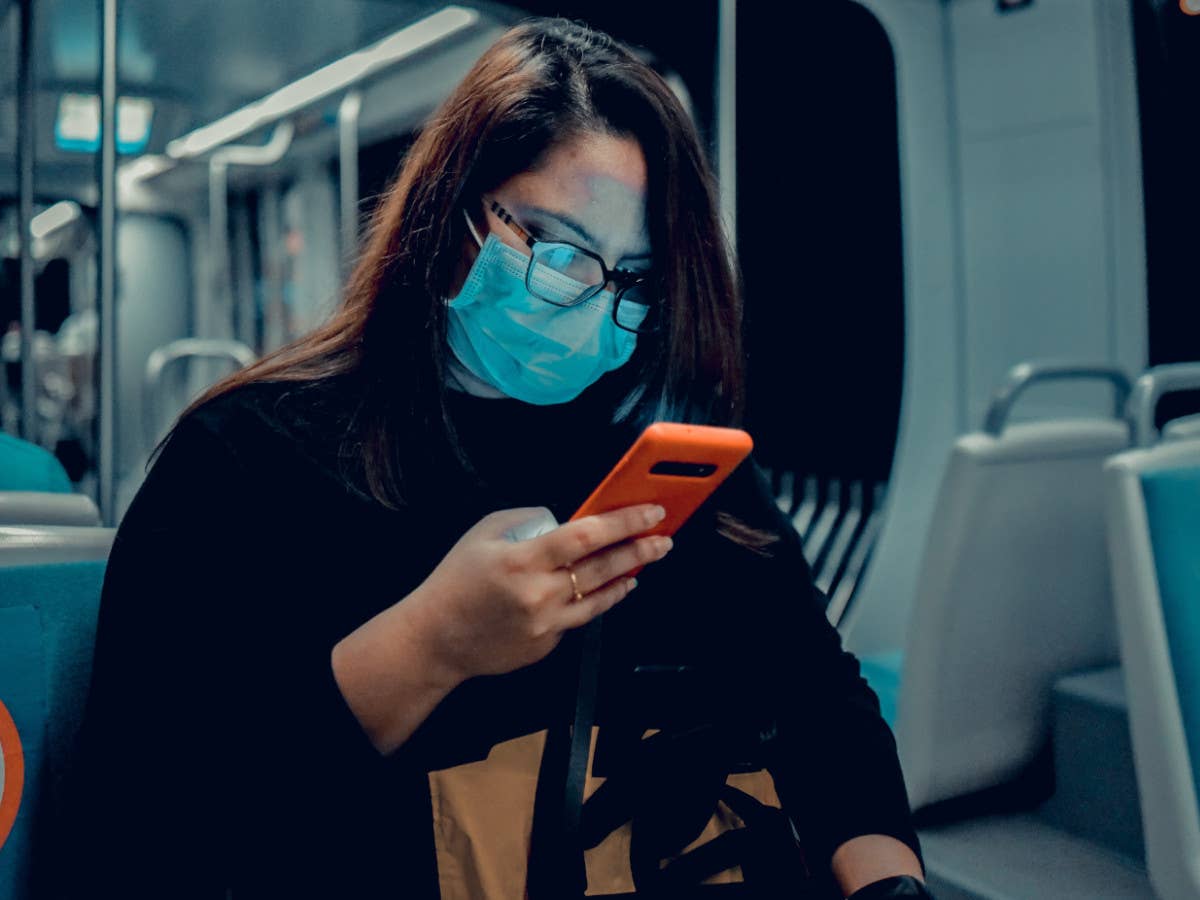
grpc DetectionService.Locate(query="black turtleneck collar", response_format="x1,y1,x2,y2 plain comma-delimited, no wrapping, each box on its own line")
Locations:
442,382,641,521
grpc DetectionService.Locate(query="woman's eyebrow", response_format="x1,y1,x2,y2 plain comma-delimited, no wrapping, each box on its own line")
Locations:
525,206,598,246
525,205,652,261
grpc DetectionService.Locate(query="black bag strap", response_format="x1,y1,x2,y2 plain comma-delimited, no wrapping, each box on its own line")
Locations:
581,723,731,846
528,621,808,898
528,617,603,899
718,785,809,887
645,828,752,889
567,617,605,834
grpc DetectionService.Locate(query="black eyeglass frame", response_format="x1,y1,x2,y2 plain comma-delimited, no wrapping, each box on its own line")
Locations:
482,197,661,334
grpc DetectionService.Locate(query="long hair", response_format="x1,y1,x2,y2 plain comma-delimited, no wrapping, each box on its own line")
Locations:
171,17,763,545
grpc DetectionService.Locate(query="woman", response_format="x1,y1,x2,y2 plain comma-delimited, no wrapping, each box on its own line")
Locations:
63,17,928,900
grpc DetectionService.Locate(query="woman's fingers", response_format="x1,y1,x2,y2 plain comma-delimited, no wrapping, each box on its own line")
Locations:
533,503,666,569
555,574,640,631
478,506,559,539
571,534,673,595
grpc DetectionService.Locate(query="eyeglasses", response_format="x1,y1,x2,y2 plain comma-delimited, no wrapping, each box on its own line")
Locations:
482,198,661,335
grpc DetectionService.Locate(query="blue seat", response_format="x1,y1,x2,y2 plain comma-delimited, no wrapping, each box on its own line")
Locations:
1106,367,1200,900
0,432,73,494
858,649,902,729
0,606,45,893
0,527,113,899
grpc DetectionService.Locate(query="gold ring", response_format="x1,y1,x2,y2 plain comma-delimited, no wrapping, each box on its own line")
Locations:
567,566,584,603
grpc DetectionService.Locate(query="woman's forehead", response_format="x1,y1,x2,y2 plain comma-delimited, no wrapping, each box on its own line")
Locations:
541,133,647,195
502,134,650,254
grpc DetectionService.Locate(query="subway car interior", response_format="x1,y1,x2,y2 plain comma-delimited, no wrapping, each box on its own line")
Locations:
1,0,1199,897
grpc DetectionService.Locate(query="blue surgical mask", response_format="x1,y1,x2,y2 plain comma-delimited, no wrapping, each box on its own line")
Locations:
445,216,643,406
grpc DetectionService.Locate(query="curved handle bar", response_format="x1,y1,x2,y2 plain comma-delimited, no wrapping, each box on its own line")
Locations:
142,339,257,451
983,360,1132,436
1129,363,1200,447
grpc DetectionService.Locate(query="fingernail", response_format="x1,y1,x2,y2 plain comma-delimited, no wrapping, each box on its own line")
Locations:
654,536,674,555
647,505,666,524
627,577,638,591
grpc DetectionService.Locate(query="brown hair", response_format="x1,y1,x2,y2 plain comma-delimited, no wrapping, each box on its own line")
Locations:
170,17,773,550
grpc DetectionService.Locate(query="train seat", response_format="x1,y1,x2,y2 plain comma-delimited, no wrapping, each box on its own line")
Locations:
1163,412,1200,443
0,432,73,494
1105,365,1200,900
0,525,115,899
856,649,902,728
860,362,1132,811
0,493,101,527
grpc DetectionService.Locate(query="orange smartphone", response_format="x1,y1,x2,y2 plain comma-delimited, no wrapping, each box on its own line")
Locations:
570,423,753,569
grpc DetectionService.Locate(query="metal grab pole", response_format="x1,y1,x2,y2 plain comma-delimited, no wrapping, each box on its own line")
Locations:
208,158,231,341
17,0,36,441
258,186,285,353
207,122,294,345
338,91,362,275
716,0,737,252
97,0,118,524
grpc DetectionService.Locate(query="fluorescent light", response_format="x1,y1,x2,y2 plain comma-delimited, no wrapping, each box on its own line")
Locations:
117,97,155,148
56,93,100,149
166,5,478,160
30,201,81,238
55,93,155,154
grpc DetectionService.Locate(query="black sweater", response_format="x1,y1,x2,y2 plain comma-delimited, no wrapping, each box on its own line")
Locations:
60,373,919,897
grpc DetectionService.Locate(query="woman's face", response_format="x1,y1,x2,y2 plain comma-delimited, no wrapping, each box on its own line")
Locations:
457,131,653,290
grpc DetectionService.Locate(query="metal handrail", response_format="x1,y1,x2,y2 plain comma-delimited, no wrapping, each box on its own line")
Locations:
983,360,1133,436
0,492,101,527
209,123,295,348
1129,363,1200,447
142,339,257,451
0,525,116,566
338,90,363,273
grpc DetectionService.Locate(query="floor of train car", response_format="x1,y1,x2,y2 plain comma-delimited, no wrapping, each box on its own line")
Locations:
922,814,1153,900
915,666,1154,899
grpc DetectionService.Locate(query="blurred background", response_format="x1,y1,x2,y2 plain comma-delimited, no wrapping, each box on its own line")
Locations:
1,0,1194,524
4,0,1197,628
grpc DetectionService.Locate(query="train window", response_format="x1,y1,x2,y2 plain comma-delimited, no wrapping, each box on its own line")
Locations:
1134,0,1200,426
738,3,902,610
0,201,99,483
738,3,902,487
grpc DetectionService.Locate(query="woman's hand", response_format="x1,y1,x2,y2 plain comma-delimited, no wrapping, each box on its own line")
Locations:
332,503,672,756
408,503,673,683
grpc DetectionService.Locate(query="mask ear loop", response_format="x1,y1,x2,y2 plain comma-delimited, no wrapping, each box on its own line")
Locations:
444,208,488,308
463,207,485,249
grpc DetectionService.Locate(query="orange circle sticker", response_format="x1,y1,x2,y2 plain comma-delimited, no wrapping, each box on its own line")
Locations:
0,698,25,851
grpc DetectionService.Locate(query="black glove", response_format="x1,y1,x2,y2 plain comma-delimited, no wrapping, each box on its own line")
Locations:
847,875,934,899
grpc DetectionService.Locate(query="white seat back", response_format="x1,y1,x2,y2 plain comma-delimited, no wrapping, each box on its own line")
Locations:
898,421,1128,808
897,361,1132,810
0,493,101,527
0,525,115,567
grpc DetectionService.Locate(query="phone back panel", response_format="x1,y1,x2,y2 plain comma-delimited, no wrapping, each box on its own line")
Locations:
569,423,753,538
